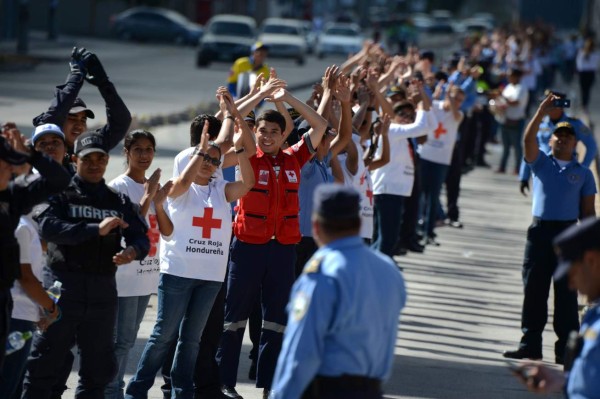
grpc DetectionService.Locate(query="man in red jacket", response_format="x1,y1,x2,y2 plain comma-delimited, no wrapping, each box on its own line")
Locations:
217,87,327,399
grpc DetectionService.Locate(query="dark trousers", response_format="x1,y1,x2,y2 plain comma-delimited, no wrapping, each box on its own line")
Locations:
578,70,595,109
399,154,421,248
445,141,463,222
301,377,382,399
217,238,296,389
295,236,319,277
420,159,449,237
0,317,32,399
519,220,580,358
23,272,118,399
161,283,226,398
371,194,404,258
0,287,12,374
499,120,524,173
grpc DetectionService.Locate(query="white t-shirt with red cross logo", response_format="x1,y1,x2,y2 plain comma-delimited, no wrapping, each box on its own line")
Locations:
418,101,463,166
337,135,374,239
160,179,232,282
108,175,161,297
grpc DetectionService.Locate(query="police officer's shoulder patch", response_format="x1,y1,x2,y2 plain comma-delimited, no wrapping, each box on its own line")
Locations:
584,327,598,341
303,256,322,274
292,291,310,321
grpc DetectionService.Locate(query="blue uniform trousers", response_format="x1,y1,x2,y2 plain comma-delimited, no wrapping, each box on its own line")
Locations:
23,271,118,399
519,220,580,358
217,238,296,389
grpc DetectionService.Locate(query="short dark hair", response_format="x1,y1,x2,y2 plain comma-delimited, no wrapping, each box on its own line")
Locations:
190,114,222,146
256,109,286,133
316,215,361,236
393,101,415,114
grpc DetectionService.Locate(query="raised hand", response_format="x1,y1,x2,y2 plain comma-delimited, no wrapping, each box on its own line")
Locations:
77,48,109,86
70,47,87,75
154,180,174,207
144,168,161,199
333,75,352,103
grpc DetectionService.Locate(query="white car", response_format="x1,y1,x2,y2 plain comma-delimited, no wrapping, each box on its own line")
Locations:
258,18,307,65
316,23,363,59
196,14,256,67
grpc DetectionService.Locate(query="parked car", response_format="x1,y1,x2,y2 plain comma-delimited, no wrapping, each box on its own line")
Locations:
196,14,256,67
315,23,363,59
109,7,203,45
258,18,307,65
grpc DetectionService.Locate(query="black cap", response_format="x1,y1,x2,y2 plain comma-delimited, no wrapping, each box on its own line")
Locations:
553,121,576,136
74,131,108,157
69,97,95,119
553,217,600,279
420,50,434,62
313,184,360,220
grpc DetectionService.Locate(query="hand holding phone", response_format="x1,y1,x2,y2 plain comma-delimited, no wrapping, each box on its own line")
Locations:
552,98,571,108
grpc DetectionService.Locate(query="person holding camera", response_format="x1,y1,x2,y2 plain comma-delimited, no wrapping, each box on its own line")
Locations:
511,216,600,398
503,94,596,365
518,90,597,196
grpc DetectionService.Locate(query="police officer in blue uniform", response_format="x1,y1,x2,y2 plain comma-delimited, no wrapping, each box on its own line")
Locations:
518,90,597,196
22,132,150,399
271,184,406,399
504,94,597,365
512,216,600,398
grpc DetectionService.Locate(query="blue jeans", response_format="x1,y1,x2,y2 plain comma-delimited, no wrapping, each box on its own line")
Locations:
420,159,449,237
105,295,152,399
0,318,35,399
371,194,404,258
499,120,524,172
125,273,220,399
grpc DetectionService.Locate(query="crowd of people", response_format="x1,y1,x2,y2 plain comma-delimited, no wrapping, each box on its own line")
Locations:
0,18,599,399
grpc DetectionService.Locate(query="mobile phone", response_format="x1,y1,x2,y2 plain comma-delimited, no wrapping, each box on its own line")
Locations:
552,98,571,108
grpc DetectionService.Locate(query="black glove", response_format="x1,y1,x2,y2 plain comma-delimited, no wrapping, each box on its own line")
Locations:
519,180,529,197
69,47,87,76
76,48,109,86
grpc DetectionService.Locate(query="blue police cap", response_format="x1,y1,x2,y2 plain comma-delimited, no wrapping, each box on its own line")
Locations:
313,184,360,220
553,216,600,279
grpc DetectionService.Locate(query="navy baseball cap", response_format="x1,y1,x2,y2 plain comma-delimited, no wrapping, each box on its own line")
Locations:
69,97,95,119
553,217,600,279
74,131,108,157
553,121,576,136
313,184,360,220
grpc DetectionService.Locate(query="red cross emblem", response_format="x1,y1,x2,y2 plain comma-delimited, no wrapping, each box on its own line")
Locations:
366,189,373,206
192,208,222,239
434,122,447,139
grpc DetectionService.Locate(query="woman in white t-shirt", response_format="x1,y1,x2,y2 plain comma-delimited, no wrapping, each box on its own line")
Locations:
0,212,60,398
106,129,173,399
126,110,255,398
498,68,528,174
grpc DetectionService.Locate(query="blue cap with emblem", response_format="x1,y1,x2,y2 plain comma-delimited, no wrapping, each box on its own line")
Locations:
313,184,360,220
553,216,600,279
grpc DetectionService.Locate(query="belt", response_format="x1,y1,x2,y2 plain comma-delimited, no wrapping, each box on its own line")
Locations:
532,217,576,228
305,375,381,395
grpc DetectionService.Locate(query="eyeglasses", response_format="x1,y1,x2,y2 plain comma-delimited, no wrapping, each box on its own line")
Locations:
198,153,221,167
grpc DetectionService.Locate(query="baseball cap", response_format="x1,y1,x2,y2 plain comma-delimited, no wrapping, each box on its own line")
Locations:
251,42,268,52
244,110,256,122
553,217,600,279
69,97,95,119
74,131,108,157
553,121,575,136
313,184,360,220
31,123,65,145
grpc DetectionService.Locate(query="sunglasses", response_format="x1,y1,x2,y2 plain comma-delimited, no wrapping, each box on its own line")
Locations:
198,153,221,167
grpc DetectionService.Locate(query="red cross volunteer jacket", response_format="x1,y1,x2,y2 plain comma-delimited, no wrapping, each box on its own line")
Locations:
234,136,315,245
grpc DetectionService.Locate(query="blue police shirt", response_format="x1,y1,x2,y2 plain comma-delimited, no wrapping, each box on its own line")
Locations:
567,304,600,398
528,152,596,220
299,153,333,237
519,114,597,181
271,236,406,399
448,71,476,113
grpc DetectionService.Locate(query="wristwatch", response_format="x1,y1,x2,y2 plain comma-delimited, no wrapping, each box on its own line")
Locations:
235,147,245,154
